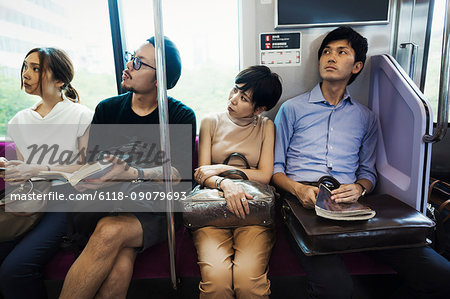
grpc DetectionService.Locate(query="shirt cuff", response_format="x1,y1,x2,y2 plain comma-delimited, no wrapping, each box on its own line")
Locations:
356,175,376,192
273,164,286,175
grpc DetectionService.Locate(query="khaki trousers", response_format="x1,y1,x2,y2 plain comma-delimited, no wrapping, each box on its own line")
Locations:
192,225,274,299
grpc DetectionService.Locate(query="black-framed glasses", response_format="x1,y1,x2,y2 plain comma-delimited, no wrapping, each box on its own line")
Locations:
124,51,156,71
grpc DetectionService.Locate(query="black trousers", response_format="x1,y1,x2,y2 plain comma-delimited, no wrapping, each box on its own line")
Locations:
297,246,450,299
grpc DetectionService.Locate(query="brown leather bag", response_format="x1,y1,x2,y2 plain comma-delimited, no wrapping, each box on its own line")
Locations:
183,153,275,229
0,180,50,242
282,190,435,256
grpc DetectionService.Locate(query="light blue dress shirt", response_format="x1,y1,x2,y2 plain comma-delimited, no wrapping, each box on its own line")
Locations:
274,83,378,187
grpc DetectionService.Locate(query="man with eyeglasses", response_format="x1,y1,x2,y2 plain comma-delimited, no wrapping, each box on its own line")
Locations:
60,36,196,299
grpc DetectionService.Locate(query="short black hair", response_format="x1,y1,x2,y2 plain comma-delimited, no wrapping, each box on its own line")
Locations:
318,26,368,85
235,65,282,111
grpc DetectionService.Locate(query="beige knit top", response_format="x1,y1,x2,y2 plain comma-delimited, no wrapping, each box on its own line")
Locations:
209,111,268,169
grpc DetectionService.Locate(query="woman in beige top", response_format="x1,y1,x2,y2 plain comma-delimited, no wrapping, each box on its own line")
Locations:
193,65,282,299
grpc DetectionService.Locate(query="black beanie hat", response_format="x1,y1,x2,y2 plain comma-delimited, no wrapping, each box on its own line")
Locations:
147,36,182,89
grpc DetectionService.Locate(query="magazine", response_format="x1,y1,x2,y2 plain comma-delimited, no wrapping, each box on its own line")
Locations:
315,184,376,221
38,162,113,186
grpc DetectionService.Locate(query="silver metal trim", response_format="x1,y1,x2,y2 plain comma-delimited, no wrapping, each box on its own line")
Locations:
423,0,449,143
390,0,400,57
152,0,177,290
400,42,419,79
419,0,436,91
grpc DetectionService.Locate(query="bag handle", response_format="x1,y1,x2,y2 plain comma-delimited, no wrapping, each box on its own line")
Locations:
1,180,47,216
218,169,249,180
318,176,341,190
428,178,450,223
223,153,251,169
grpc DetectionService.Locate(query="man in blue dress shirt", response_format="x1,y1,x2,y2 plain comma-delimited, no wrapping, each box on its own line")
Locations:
273,26,449,298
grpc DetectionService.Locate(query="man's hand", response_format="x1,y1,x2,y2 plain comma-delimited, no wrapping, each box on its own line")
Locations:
74,155,133,191
100,155,136,182
330,184,362,203
293,183,319,209
221,179,251,219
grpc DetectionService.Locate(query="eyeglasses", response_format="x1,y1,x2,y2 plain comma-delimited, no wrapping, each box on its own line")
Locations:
124,51,156,71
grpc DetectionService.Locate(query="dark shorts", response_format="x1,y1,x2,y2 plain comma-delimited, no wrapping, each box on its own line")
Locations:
71,212,168,253
133,212,167,252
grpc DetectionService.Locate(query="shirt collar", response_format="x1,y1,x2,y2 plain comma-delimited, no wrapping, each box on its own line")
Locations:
308,83,354,105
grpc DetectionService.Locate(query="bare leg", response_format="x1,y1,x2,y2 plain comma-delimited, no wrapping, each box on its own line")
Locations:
59,214,143,299
94,247,137,299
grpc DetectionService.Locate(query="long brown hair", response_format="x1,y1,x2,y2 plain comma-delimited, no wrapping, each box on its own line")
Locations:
21,47,80,102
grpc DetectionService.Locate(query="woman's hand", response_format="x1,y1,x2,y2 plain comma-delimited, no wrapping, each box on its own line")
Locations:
0,157,7,178
221,179,252,219
194,164,232,185
4,160,41,182
0,157,8,168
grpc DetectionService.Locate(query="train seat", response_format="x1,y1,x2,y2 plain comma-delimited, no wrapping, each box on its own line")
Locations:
1,139,395,281
42,215,395,280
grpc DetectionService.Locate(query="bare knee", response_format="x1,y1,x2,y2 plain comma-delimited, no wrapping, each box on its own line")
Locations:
88,217,127,254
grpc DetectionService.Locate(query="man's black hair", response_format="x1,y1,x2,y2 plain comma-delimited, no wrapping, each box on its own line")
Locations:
318,26,368,85
235,65,282,111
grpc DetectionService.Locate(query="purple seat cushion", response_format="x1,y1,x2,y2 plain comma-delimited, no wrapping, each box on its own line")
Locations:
44,240,173,280
43,223,394,281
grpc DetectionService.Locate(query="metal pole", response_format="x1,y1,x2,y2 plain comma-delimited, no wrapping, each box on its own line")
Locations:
399,42,419,79
152,0,178,290
108,0,127,95
423,0,450,143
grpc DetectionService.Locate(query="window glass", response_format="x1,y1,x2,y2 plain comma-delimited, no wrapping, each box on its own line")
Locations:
0,0,116,137
424,0,446,122
120,0,240,129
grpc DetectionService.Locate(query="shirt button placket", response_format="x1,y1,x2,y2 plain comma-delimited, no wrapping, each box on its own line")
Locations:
327,109,335,168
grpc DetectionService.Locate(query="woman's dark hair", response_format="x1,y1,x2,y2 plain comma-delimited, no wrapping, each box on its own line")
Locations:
21,47,79,101
317,26,368,85
235,65,282,111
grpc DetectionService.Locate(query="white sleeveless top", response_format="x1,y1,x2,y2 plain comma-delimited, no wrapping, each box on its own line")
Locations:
8,98,93,165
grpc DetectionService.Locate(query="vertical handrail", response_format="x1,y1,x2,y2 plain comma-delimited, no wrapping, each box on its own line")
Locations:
423,0,450,143
400,42,419,79
108,0,127,95
152,0,177,291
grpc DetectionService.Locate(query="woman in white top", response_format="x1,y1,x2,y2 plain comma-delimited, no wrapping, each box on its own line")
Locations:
0,47,93,299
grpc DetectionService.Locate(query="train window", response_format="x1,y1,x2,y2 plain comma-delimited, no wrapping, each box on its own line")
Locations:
120,0,239,130
424,0,446,122
0,0,116,137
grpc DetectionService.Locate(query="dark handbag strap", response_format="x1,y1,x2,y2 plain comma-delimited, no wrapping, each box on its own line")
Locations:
1,180,48,216
318,176,341,190
428,178,450,223
223,153,250,169
218,169,249,180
